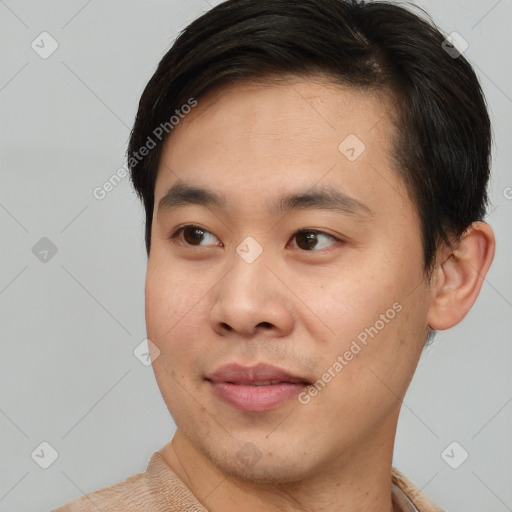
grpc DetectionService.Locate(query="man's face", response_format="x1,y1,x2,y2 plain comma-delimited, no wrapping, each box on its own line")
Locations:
145,78,432,482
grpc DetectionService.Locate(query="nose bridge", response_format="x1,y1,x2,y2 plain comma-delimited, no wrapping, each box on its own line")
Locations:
209,240,294,336
228,232,273,288
225,241,272,309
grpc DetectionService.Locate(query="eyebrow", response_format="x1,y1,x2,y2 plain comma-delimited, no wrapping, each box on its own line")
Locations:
157,181,373,218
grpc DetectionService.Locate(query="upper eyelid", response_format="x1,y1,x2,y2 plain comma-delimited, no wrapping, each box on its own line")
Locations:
289,230,339,250
171,224,337,238
171,224,340,245
172,224,222,244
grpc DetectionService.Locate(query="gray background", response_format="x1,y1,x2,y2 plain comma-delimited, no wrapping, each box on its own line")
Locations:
0,1,511,511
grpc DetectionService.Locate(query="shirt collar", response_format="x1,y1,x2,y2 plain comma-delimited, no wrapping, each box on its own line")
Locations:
392,481,420,512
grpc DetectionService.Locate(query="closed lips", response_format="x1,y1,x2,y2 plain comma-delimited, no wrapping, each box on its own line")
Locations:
206,364,312,411
206,363,311,385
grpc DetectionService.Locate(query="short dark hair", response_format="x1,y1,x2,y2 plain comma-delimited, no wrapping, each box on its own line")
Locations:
128,0,491,280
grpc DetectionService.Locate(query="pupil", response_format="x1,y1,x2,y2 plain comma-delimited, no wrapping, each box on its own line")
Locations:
298,232,317,250
185,227,204,244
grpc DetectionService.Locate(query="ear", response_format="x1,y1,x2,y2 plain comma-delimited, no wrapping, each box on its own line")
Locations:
427,221,495,330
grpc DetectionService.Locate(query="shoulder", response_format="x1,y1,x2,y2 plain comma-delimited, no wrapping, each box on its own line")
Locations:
51,450,208,512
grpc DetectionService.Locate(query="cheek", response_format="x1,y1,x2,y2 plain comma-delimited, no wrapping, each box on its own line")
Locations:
145,275,196,406
314,267,391,337
144,258,220,382
145,262,200,355
315,250,427,369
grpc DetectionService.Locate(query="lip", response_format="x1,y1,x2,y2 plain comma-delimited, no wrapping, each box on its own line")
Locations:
206,363,310,412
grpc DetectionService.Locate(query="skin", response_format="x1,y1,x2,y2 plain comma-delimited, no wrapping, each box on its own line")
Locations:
144,76,495,512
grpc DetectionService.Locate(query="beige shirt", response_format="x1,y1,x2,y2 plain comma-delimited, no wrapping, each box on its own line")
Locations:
52,446,444,512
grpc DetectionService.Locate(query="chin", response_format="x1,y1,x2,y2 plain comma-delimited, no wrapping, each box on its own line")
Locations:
205,442,315,485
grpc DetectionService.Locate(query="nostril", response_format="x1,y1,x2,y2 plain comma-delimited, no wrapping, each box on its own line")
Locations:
218,321,273,334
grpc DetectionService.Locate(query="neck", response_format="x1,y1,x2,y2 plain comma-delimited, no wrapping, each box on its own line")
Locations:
160,428,399,512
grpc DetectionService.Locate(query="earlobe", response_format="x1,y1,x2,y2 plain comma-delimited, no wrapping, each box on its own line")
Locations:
427,221,496,330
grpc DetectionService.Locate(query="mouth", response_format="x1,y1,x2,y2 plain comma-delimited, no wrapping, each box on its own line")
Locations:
206,363,311,412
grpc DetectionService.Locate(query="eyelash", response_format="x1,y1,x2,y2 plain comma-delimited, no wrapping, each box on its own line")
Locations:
169,224,342,252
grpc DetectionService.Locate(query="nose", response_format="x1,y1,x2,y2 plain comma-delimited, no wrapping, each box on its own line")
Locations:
208,248,295,338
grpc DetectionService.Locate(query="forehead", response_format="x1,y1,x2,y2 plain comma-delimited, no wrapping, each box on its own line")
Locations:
154,77,409,218
168,76,395,146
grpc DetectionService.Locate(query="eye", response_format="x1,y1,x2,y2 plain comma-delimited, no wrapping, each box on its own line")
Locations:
170,225,339,251
290,230,338,251
171,225,221,247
